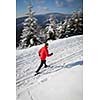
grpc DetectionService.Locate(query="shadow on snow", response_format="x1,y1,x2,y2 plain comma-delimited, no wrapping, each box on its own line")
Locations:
65,60,83,68
40,60,83,76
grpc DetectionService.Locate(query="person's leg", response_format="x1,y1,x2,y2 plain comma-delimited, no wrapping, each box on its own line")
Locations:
43,60,48,68
36,60,43,73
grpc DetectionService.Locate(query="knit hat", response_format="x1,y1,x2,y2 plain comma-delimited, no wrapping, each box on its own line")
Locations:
45,42,48,46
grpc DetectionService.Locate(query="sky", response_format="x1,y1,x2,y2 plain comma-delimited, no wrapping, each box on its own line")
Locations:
16,0,83,18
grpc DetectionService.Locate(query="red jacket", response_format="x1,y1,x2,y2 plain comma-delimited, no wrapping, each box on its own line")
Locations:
38,46,51,60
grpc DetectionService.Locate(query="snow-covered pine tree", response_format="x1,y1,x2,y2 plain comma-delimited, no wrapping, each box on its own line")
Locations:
20,3,39,48
70,10,83,35
57,9,83,38
60,16,74,38
61,10,83,38
56,16,69,38
45,15,58,40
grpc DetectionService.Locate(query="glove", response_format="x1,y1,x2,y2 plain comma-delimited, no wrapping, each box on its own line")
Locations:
50,53,53,56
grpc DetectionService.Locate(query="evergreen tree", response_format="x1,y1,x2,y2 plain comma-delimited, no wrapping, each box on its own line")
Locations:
59,10,83,38
45,15,58,40
56,16,68,38
70,10,83,36
20,4,39,48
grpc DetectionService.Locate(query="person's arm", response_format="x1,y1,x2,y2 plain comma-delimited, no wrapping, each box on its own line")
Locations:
38,49,41,56
46,49,53,57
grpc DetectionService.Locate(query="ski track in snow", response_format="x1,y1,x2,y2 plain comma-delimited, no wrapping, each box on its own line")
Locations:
16,35,83,99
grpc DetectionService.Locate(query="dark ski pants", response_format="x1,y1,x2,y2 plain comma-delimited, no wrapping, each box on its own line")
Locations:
36,60,47,73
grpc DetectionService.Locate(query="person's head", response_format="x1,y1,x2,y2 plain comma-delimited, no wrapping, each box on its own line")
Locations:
45,42,49,47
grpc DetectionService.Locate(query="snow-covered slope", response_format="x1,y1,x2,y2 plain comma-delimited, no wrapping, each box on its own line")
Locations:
16,35,83,100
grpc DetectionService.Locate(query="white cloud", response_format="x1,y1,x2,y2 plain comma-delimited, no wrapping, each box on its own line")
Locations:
35,6,51,15
55,0,64,8
66,0,74,3
34,0,45,4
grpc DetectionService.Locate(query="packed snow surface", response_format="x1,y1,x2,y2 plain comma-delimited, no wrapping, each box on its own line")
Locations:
16,35,83,100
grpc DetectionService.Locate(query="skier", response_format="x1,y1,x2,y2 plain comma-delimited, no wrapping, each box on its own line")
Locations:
36,43,53,74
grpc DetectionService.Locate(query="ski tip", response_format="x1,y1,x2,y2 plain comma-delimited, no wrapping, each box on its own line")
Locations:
34,72,41,76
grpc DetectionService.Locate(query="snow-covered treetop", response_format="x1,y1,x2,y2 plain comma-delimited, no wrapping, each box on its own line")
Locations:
46,15,57,26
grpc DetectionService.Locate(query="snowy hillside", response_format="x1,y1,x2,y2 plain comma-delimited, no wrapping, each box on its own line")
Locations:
16,35,83,100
